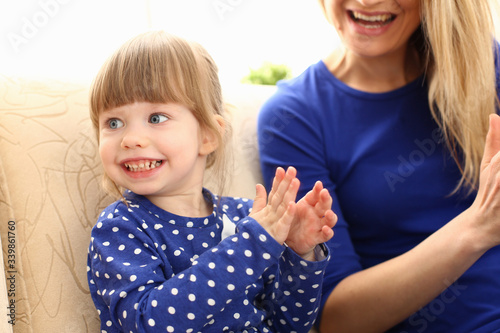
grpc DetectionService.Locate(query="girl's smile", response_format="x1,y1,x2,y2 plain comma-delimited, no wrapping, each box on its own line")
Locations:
120,158,164,178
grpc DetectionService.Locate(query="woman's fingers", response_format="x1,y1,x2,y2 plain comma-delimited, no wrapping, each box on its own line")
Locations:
481,114,500,171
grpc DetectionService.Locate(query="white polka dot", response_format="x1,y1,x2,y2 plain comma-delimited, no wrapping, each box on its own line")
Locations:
119,291,127,298
227,265,235,273
259,234,267,242
106,320,112,326
106,257,114,262
168,306,176,314
151,300,157,307
208,299,215,306
171,288,178,295
187,313,195,320
263,253,271,260
208,262,215,269
295,302,303,307
112,227,119,232
187,221,194,227
233,313,240,319
189,274,197,282
134,248,141,255
174,250,181,256
118,245,125,251
128,233,134,239
103,241,110,246
122,310,127,318
138,286,145,291
167,326,174,332
187,234,194,240
142,223,148,229
242,232,250,239
227,249,234,255
208,280,215,287
148,319,155,327
130,275,137,282
97,222,103,228
188,294,196,302
107,213,113,219
227,284,235,291
244,250,252,257
246,268,254,275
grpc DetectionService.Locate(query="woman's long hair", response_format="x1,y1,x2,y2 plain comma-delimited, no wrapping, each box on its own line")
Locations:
420,0,498,193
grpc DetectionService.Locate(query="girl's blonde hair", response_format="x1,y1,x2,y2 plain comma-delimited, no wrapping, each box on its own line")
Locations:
419,0,498,193
89,31,230,198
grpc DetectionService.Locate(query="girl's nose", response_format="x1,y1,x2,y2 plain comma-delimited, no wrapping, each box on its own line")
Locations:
121,130,149,149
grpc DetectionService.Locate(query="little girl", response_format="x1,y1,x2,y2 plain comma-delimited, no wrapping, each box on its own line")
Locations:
87,31,336,333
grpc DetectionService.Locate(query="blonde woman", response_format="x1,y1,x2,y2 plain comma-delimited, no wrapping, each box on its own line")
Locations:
258,0,500,332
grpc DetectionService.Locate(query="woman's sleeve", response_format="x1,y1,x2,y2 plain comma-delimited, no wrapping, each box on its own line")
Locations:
88,210,286,333
257,90,363,316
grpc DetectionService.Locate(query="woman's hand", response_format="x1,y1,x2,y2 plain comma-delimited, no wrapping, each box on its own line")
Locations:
466,113,500,250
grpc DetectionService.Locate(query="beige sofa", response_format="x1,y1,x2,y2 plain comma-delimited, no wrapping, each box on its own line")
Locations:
0,75,280,332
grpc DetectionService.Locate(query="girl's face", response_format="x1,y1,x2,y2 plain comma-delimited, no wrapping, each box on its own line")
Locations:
320,0,421,58
98,102,215,200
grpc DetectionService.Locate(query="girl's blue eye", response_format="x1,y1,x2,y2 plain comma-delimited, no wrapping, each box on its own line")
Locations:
108,118,124,129
150,114,168,124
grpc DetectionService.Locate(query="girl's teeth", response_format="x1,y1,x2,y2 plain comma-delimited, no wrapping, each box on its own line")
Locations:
125,161,162,172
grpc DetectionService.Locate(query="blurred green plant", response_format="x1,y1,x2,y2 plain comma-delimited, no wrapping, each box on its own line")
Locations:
241,61,292,85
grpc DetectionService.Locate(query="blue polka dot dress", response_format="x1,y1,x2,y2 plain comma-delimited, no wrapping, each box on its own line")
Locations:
87,189,330,332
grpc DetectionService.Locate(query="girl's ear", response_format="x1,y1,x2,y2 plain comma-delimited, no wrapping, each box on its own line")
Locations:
199,115,225,156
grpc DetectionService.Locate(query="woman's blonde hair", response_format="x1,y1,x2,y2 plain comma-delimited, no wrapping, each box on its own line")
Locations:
89,31,231,198
419,0,498,193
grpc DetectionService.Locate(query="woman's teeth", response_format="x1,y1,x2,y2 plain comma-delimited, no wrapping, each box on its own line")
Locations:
124,160,162,172
351,11,394,28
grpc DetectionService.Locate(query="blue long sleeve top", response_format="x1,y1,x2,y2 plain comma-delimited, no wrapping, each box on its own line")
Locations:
257,60,500,332
87,189,330,333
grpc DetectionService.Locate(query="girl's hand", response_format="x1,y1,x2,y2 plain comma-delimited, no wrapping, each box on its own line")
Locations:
286,181,337,261
249,167,299,245
466,114,500,250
